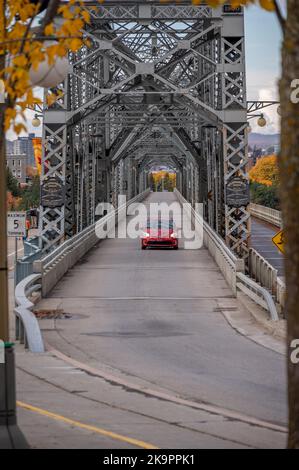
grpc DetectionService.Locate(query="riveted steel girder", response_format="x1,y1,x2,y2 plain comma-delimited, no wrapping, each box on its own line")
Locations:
41,2,249,257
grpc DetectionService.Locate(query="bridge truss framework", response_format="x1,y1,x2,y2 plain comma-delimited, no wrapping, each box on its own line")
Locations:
40,1,250,257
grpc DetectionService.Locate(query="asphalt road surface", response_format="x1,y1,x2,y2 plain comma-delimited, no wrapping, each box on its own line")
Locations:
251,218,284,276
16,193,287,449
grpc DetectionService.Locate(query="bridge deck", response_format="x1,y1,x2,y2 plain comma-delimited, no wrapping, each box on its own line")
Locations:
17,193,286,449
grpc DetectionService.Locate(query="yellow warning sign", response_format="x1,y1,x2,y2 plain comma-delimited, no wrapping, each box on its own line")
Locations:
272,230,284,254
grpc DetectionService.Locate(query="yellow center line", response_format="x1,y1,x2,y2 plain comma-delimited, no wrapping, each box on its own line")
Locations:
17,401,159,450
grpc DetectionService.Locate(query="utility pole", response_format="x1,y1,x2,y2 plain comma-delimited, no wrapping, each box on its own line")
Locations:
0,53,17,433
0,116,9,338
0,4,9,345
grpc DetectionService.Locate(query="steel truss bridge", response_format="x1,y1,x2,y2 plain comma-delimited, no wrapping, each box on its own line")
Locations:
40,1,272,258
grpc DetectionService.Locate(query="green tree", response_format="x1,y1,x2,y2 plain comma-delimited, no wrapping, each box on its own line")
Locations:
19,175,40,210
6,167,20,197
250,182,280,209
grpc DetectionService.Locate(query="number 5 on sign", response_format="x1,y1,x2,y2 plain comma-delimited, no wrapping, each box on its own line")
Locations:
7,212,26,237
272,230,284,254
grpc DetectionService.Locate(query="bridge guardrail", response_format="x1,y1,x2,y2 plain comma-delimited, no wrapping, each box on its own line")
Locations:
277,277,286,311
248,247,285,312
249,203,282,228
174,189,280,320
174,189,244,294
35,189,151,296
14,273,44,352
236,273,279,321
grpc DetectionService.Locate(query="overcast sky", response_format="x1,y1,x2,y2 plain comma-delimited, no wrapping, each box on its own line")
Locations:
245,4,282,134
7,4,283,140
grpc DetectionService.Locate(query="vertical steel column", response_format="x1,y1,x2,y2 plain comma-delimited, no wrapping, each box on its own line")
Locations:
221,7,249,257
40,80,68,251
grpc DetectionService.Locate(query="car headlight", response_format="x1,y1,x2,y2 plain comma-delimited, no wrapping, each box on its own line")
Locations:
170,232,178,238
142,232,150,238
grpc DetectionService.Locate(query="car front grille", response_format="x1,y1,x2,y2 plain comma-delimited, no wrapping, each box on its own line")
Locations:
148,240,173,246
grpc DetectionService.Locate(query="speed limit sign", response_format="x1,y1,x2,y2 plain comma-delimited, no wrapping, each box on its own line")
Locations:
7,212,26,237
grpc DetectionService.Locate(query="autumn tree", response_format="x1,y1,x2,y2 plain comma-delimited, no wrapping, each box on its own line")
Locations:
249,154,279,186
1,0,299,448
0,0,92,397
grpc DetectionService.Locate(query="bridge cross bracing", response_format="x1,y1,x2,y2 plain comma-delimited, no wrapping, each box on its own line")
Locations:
40,1,249,257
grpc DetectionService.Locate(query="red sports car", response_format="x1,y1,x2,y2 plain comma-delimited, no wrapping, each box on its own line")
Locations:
141,219,178,250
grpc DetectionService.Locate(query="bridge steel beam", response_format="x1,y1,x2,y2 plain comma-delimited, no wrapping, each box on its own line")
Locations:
40,1,249,258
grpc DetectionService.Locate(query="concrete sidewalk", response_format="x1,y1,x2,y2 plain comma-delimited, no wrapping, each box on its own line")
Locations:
0,273,28,449
3,193,288,448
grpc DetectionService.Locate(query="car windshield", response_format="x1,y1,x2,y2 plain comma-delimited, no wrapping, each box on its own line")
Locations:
147,220,173,229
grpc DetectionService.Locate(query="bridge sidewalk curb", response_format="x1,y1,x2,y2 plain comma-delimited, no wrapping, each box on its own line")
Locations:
238,293,286,340
220,293,286,355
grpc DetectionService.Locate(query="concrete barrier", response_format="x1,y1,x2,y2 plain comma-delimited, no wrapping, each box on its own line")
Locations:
35,189,151,297
248,247,285,312
174,189,244,294
174,189,279,320
249,203,282,227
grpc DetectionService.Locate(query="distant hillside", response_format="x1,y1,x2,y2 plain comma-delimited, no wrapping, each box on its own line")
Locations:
248,133,280,149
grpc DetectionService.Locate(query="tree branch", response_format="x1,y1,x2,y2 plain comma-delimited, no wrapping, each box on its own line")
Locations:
273,0,286,33
37,0,61,35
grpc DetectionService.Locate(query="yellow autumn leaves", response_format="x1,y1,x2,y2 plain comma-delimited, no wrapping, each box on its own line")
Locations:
249,155,279,186
0,0,92,134
0,0,276,135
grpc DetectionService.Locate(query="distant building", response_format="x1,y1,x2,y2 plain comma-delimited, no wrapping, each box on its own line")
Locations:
6,140,14,154
6,133,36,166
6,154,27,184
250,146,263,167
273,144,280,154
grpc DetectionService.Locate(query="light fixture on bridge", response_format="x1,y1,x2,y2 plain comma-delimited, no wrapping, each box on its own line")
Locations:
257,114,267,128
32,114,41,127
29,41,69,88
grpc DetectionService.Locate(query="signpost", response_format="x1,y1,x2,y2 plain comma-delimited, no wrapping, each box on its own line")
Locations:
7,211,27,287
7,212,26,238
41,176,65,208
272,229,284,254
226,177,250,208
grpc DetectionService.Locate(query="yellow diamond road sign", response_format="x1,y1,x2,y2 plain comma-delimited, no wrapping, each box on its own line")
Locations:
272,230,284,254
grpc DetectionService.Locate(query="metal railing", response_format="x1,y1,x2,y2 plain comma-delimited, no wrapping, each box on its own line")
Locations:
174,189,280,320
34,189,151,296
248,247,278,296
249,203,282,227
174,189,244,294
277,277,286,310
14,274,44,352
16,236,42,285
248,247,285,311
236,272,279,321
